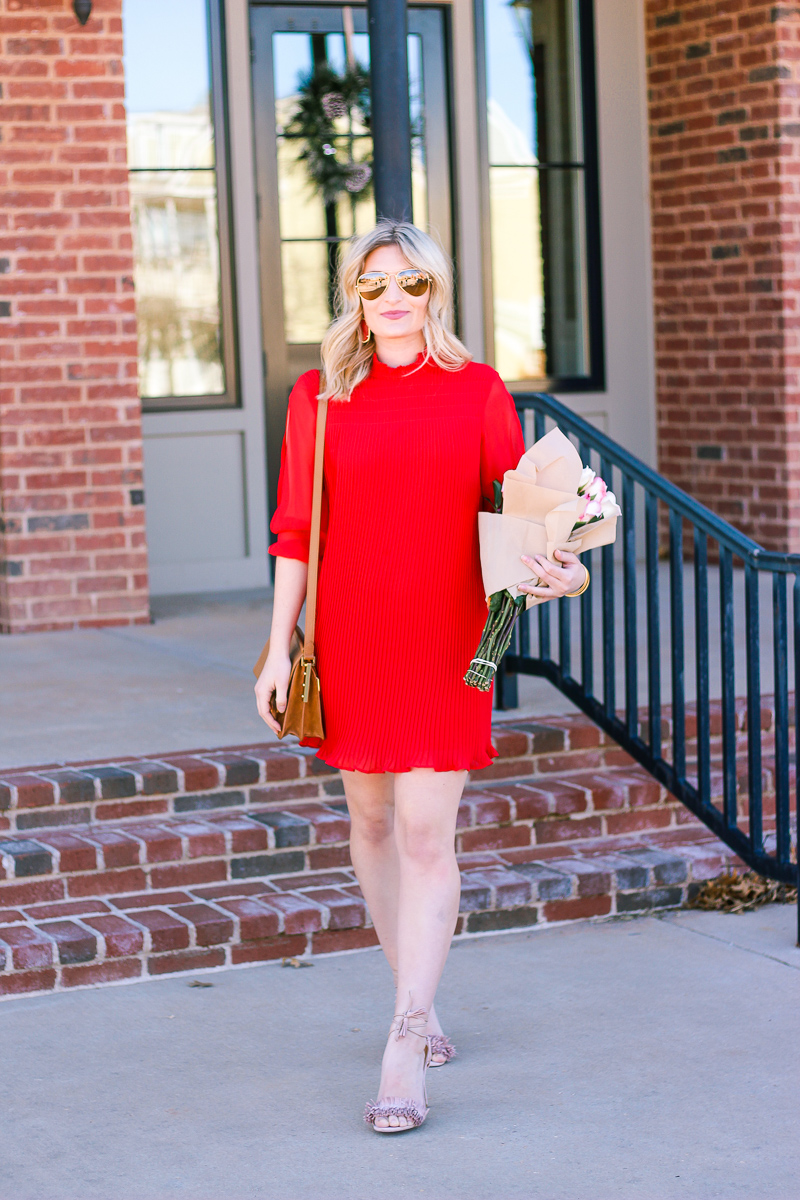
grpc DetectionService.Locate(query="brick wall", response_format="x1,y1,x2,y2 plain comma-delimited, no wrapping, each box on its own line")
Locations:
646,0,800,551
0,0,149,632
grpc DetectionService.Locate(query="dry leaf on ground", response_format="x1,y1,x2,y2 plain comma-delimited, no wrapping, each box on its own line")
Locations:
688,871,797,914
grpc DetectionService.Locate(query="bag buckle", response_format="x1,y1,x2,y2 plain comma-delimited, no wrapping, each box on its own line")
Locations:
301,657,315,704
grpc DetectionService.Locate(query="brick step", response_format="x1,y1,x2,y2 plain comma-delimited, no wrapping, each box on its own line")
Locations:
2,712,781,836
0,753,710,903
0,709,769,998
0,715,615,832
0,827,741,999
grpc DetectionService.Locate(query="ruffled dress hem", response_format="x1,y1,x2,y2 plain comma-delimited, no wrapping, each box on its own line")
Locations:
312,742,499,775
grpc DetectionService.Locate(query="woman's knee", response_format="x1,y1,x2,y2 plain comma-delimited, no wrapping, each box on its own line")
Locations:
395,816,456,871
350,804,394,845
341,772,394,840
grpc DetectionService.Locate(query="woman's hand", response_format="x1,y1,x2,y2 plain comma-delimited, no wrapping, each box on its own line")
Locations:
518,549,587,600
255,556,308,733
254,650,292,734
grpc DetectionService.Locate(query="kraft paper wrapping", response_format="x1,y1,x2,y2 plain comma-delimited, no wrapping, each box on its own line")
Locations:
518,426,584,488
479,427,620,609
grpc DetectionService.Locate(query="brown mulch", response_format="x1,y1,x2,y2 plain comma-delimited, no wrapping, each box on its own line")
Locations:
688,871,797,914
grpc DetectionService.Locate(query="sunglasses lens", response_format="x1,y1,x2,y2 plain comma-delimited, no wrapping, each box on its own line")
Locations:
397,271,430,297
357,273,388,299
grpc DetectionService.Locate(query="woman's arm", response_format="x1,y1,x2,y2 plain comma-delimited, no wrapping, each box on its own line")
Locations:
254,556,308,733
255,371,322,732
480,375,587,598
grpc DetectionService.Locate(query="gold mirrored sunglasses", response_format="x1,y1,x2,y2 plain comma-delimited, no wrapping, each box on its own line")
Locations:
356,269,431,300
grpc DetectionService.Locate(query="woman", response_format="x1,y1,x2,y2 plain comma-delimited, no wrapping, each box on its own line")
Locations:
255,221,587,1133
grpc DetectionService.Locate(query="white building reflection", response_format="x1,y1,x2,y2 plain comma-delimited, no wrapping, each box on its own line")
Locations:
128,109,225,399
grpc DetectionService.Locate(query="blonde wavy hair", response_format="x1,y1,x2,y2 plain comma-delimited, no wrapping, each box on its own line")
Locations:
319,221,471,401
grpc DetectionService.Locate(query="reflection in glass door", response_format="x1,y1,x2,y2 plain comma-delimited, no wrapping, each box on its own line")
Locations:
250,5,452,522
275,26,429,344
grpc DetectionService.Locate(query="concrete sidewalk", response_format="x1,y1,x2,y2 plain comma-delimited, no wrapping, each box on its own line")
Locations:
1,905,797,1200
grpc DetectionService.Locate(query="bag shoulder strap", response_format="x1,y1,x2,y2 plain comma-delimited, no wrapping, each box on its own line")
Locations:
303,394,328,660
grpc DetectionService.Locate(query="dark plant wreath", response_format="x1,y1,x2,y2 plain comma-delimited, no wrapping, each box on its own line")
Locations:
283,65,373,204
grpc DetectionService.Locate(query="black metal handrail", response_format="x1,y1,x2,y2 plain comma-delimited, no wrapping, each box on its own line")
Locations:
500,393,800,942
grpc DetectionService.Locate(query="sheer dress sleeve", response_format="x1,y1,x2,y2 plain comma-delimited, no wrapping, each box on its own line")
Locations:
480,373,526,510
269,370,329,563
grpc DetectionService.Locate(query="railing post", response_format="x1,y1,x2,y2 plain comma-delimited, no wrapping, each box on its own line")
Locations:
744,563,763,855
772,572,790,866
645,492,661,758
794,575,800,946
669,509,686,780
578,439,594,696
719,547,737,831
622,473,638,740
601,455,615,718
694,529,710,807
367,0,413,222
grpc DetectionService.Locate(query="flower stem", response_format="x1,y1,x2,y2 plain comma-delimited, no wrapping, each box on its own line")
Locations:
464,591,526,691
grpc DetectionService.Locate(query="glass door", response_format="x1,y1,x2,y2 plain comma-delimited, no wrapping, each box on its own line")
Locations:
250,4,452,522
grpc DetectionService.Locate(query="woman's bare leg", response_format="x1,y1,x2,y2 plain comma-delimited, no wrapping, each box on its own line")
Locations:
340,770,399,965
341,769,451,1045
373,768,466,1128
393,769,465,1002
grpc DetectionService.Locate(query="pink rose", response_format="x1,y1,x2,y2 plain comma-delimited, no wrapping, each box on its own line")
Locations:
589,477,607,504
580,496,603,521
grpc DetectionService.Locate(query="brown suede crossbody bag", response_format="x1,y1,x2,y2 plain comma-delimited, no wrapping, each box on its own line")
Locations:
253,395,328,747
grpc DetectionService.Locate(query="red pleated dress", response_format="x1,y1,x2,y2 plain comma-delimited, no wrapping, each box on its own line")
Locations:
269,354,525,773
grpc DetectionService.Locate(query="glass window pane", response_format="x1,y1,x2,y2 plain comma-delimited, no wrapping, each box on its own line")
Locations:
409,34,427,230
281,241,333,344
489,166,545,381
273,32,314,100
485,0,536,164
539,166,589,376
123,0,227,400
127,111,214,172
277,137,328,240
123,0,213,170
535,0,584,165
489,165,589,382
484,0,593,382
130,171,224,398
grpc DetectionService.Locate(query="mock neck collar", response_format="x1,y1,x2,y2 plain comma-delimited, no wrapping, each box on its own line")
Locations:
369,350,427,379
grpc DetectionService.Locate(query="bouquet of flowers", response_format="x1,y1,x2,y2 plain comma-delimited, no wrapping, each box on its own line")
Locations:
465,428,620,691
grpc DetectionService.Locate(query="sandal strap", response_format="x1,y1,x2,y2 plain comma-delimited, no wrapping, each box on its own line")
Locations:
390,1006,428,1040
364,1097,428,1127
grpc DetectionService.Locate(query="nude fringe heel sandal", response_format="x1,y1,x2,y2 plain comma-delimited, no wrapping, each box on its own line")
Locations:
364,1007,431,1133
428,1034,456,1067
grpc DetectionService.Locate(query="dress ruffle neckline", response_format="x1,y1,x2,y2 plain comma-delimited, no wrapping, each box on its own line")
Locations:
369,350,427,380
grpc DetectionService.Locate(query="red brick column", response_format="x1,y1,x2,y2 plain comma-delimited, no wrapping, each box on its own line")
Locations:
646,0,800,551
0,0,149,632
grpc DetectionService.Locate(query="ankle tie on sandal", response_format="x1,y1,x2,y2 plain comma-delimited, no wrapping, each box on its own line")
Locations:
392,1006,428,1041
